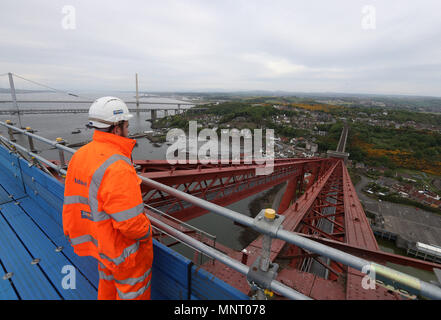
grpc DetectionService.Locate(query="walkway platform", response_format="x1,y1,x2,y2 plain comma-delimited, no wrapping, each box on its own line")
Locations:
0,143,248,300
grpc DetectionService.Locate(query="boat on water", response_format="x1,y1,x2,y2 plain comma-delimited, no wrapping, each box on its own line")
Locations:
129,132,148,139
71,129,81,134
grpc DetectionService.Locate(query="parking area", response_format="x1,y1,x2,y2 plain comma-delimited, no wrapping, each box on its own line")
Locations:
357,176,441,246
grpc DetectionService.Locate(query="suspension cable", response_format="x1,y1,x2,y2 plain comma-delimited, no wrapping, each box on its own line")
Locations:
11,73,94,100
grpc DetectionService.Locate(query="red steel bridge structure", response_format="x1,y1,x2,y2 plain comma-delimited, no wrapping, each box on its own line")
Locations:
35,124,441,299
2,72,440,300
131,125,441,300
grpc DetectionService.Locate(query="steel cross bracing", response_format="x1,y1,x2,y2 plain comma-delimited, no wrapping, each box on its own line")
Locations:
41,148,441,299
198,159,441,299
137,158,334,222
3,118,440,300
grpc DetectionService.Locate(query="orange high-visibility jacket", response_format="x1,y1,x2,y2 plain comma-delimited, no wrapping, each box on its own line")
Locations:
62,130,152,272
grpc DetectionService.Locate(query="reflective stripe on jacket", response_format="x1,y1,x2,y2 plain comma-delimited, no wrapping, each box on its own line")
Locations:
62,130,153,271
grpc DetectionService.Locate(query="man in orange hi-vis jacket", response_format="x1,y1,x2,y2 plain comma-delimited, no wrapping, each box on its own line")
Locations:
62,96,153,300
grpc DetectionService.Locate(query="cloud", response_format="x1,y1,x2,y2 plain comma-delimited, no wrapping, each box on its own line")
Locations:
0,0,440,96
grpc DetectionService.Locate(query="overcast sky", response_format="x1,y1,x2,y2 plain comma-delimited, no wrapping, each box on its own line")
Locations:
1,0,440,96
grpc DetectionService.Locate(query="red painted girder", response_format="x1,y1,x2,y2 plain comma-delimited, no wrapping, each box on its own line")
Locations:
300,223,342,241
242,160,340,267
276,268,346,300
198,161,341,297
342,160,378,250
141,161,299,199
156,167,303,221
295,233,441,272
140,162,304,194
141,164,302,216
304,210,346,230
135,157,323,171
141,158,334,221
339,161,400,299
278,178,297,213
278,160,340,232
139,158,329,183
142,160,302,199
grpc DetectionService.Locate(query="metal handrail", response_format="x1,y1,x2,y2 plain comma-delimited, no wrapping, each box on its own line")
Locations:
0,121,74,154
138,174,441,300
148,214,311,300
0,127,308,300
0,135,67,176
1,120,441,300
144,203,217,244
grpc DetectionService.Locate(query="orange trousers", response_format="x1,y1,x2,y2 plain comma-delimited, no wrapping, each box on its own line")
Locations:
97,260,152,300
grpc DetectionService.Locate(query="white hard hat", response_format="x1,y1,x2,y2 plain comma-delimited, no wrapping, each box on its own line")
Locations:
88,96,133,129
